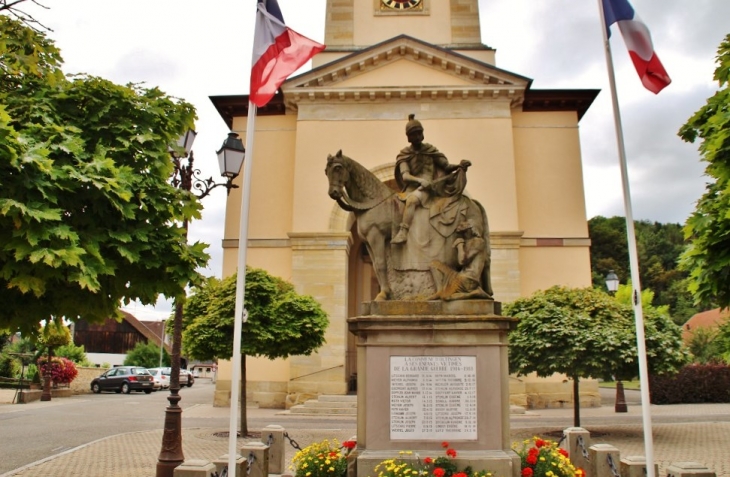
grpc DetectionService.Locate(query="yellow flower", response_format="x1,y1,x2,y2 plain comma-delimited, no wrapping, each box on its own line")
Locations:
540,457,546,462
306,473,311,477
329,467,335,472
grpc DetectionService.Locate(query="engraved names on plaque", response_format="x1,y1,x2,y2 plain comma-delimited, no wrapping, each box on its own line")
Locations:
390,356,477,440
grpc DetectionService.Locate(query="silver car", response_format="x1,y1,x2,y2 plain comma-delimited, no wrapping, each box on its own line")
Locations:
147,368,170,390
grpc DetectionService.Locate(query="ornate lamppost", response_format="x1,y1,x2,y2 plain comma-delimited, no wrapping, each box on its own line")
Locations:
605,269,627,413
156,131,246,477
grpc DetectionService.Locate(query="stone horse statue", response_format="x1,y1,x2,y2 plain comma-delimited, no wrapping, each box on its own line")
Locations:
325,150,492,301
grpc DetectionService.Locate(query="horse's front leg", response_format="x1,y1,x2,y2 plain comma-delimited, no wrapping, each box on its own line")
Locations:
364,229,391,301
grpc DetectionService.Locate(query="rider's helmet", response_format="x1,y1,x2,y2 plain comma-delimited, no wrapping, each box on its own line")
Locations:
405,114,423,134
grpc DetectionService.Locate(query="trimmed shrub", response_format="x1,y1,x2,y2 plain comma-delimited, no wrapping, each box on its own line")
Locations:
650,363,730,404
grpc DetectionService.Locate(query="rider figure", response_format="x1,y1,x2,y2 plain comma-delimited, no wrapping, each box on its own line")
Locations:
392,114,465,244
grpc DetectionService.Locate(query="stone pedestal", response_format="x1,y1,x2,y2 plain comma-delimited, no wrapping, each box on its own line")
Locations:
348,300,519,477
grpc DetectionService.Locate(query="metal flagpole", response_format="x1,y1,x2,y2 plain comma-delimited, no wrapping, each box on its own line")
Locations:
227,102,258,477
596,1,656,476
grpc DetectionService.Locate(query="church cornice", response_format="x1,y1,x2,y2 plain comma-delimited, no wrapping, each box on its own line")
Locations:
282,35,531,110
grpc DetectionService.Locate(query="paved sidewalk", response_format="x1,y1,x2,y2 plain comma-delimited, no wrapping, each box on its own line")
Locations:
1,390,728,477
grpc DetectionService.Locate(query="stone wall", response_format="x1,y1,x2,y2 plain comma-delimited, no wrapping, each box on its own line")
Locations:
71,366,106,394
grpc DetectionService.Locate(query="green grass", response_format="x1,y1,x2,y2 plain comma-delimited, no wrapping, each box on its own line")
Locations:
599,379,641,390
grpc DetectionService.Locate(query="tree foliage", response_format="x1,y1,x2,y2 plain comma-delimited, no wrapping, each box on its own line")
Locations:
588,216,697,323
54,342,93,367
0,16,208,335
506,286,687,382
182,268,329,361
182,267,329,434
678,34,730,309
123,341,169,369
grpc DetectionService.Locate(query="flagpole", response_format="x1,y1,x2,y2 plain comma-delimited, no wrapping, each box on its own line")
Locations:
597,1,656,476
228,101,258,477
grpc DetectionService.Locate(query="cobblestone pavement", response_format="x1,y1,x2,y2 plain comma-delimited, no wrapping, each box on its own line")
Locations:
1,390,728,477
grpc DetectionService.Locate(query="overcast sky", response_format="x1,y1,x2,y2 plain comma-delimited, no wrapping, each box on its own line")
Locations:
24,0,728,319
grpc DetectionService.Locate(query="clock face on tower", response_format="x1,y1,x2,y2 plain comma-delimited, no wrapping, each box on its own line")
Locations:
381,0,423,11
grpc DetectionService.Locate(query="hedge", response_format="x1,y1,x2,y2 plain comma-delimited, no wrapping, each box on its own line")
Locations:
650,363,730,404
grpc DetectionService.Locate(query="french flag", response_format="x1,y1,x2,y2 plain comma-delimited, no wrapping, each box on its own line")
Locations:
602,0,671,94
250,0,325,107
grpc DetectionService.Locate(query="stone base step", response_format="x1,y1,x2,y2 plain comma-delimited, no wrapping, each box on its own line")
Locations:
288,394,358,415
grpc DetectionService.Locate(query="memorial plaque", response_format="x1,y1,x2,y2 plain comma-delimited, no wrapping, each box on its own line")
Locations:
390,356,477,440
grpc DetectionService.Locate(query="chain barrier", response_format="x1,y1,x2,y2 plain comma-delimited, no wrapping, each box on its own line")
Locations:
577,435,591,461
267,433,274,447
247,451,256,476
557,434,566,447
607,453,621,477
212,467,228,477
284,431,302,451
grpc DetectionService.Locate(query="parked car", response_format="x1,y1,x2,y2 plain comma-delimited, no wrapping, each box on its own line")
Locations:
159,367,194,387
90,366,154,394
180,369,194,387
147,368,171,390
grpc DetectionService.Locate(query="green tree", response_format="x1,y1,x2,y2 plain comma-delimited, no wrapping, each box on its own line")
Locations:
0,16,208,336
182,267,329,435
685,327,722,364
123,341,169,369
506,286,687,426
55,342,92,367
589,216,696,322
678,34,730,309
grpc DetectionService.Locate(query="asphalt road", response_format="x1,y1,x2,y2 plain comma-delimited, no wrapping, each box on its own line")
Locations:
0,381,216,474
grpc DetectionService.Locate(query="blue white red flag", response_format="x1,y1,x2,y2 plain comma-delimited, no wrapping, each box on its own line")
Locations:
250,0,325,107
602,0,671,94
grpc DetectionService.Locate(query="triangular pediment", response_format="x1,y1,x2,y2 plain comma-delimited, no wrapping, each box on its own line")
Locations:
282,35,531,108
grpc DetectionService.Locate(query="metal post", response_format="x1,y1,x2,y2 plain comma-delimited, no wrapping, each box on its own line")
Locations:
159,319,167,368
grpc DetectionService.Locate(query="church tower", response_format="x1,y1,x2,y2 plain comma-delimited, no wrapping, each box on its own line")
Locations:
316,0,494,67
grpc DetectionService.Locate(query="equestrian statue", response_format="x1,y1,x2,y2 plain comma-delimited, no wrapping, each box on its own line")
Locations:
325,115,493,302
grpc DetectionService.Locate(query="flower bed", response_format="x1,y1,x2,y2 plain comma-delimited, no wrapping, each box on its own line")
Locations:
291,438,584,477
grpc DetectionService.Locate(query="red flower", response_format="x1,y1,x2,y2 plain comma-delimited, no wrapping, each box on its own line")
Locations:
424,457,433,465
558,448,569,457
441,442,449,449
528,448,539,457
526,455,538,465
433,468,446,477
446,448,457,458
576,468,586,477
521,468,534,477
453,473,467,477
535,439,546,448
342,441,356,450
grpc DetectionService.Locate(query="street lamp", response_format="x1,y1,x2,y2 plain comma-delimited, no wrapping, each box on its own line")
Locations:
605,270,627,412
156,130,245,477
605,269,619,295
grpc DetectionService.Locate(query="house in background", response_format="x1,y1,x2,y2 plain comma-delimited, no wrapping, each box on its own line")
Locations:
682,308,730,344
72,310,171,366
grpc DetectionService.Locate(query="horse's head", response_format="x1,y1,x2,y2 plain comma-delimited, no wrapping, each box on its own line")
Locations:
325,150,349,200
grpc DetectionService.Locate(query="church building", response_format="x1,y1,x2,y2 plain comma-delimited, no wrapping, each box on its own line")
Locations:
210,0,597,408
